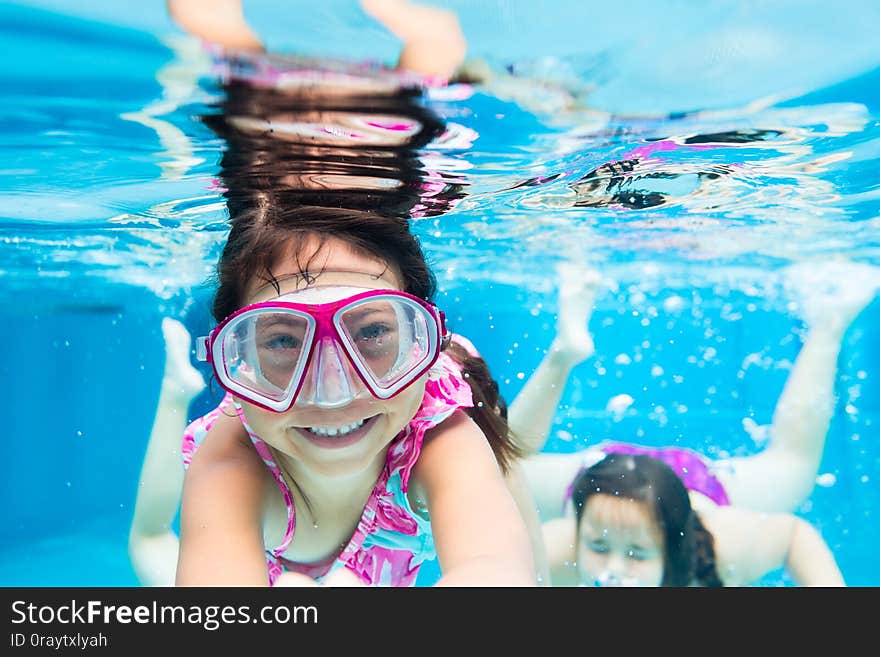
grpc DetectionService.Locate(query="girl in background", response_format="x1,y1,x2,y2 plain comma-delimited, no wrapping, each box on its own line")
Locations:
556,452,844,586
505,260,878,585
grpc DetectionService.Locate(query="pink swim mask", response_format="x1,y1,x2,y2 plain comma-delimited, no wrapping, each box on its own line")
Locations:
197,287,446,412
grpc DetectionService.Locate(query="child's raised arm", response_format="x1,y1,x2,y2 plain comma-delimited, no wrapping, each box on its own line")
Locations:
129,318,205,586
715,261,880,513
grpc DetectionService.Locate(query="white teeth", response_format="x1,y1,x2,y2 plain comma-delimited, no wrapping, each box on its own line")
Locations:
308,419,366,437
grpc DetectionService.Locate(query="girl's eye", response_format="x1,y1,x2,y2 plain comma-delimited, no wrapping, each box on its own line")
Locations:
356,323,392,342
588,541,609,554
626,547,650,561
262,333,301,350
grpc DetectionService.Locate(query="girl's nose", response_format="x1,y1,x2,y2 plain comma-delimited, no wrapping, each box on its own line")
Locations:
296,337,366,408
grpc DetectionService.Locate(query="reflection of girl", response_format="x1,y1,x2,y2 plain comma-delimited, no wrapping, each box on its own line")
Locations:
201,74,466,220
171,0,471,220
568,130,799,210
508,104,865,220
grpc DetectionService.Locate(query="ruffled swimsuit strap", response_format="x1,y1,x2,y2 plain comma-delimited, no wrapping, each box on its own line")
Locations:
181,397,233,468
230,401,297,582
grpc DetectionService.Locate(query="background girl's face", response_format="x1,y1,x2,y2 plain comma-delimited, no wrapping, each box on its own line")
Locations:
576,494,666,587
236,235,427,478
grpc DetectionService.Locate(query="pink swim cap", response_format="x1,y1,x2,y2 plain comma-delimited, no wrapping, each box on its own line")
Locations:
450,333,481,358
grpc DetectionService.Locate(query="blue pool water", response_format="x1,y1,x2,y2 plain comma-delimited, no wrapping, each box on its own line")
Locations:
2,0,879,586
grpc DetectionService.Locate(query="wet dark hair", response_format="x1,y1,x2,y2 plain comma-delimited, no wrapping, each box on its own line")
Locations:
210,204,521,474
496,394,509,422
200,78,465,219
207,78,448,150
569,453,723,587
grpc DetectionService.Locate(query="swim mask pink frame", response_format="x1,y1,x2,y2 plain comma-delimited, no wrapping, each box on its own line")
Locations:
197,288,447,412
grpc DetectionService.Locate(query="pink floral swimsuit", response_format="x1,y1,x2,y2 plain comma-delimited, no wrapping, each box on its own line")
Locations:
182,351,473,586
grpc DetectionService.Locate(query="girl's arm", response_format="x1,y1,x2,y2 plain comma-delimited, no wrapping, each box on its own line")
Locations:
175,410,271,585
702,507,845,586
715,262,879,513
504,462,552,585
541,517,579,586
715,319,850,512
506,264,602,522
129,319,205,586
782,518,846,586
414,411,536,586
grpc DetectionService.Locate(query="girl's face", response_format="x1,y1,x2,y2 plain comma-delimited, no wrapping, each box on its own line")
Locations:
576,494,665,587
236,235,428,478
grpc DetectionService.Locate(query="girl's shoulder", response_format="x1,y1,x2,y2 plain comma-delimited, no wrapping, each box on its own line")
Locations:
183,396,264,481
404,417,484,521
180,417,271,542
415,409,485,473
413,411,496,478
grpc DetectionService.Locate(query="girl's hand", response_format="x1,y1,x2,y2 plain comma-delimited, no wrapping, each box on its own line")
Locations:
161,318,206,403
783,259,880,333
